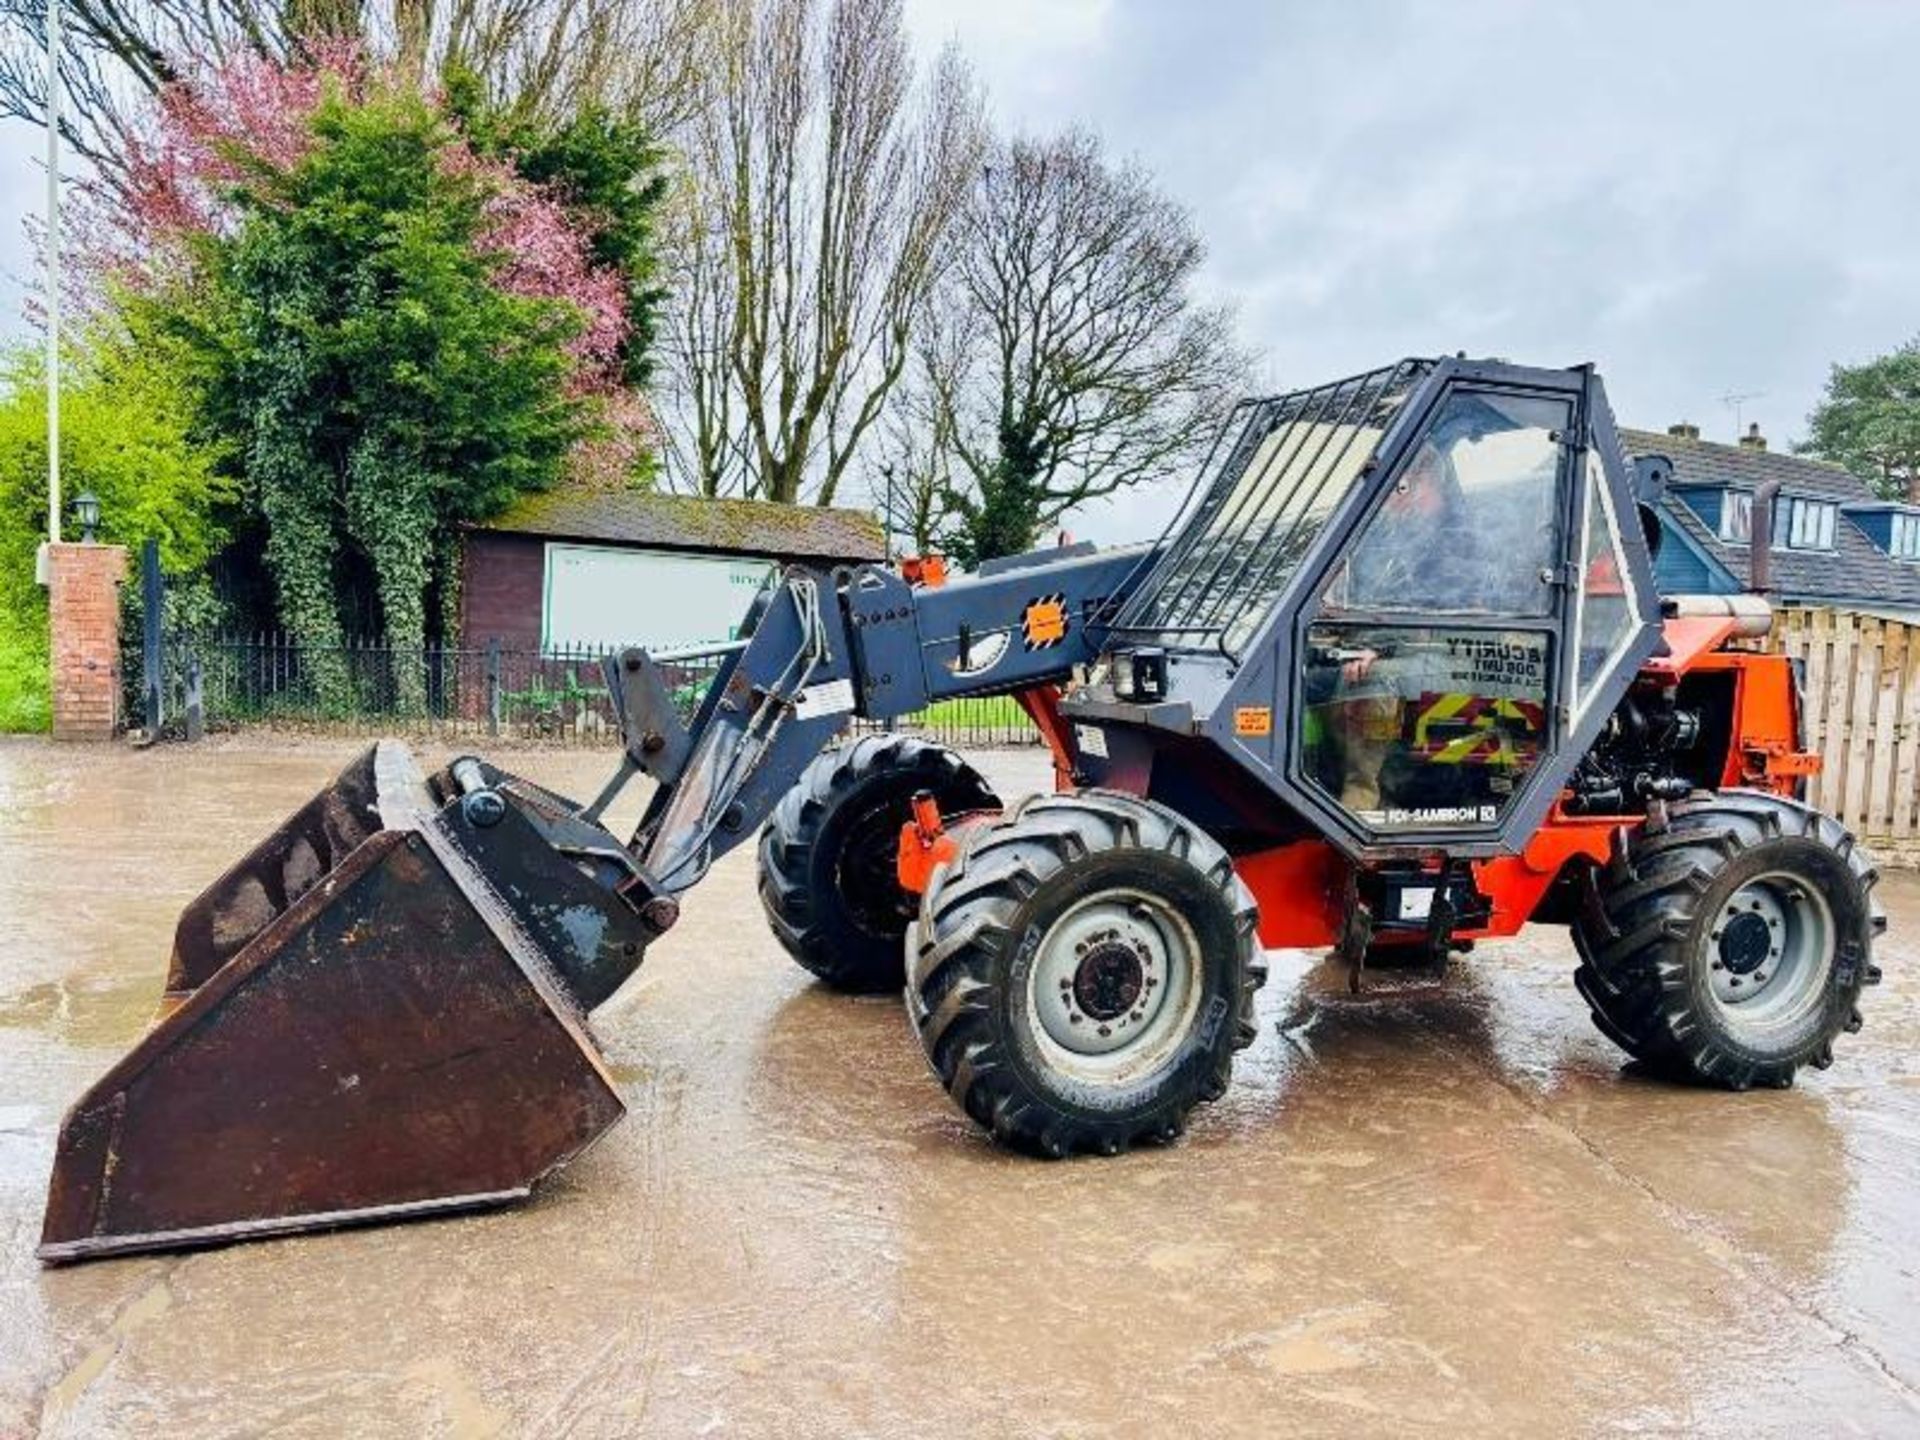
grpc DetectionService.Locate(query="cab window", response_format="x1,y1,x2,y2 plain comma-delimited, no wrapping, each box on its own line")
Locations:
1320,392,1567,618
1302,389,1569,833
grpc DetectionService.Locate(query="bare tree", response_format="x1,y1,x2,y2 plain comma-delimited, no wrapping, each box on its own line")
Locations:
864,310,970,549
659,0,985,504
659,165,751,495
0,0,716,189
0,0,282,181
906,128,1247,564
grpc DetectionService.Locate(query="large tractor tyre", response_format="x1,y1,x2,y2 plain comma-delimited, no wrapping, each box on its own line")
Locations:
1572,790,1885,1090
908,791,1265,1157
759,734,999,993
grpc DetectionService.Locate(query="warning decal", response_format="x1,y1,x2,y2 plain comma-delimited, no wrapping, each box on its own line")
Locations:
1022,595,1069,650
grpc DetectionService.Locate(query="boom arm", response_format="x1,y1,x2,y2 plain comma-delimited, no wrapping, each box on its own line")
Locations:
601,543,1153,893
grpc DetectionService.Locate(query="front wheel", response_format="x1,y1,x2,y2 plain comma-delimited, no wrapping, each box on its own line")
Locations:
908,791,1264,1157
1573,791,1884,1089
758,735,999,992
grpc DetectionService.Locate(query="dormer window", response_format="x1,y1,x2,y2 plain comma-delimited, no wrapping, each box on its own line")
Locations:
1719,490,1752,542
1892,511,1920,561
1774,497,1837,551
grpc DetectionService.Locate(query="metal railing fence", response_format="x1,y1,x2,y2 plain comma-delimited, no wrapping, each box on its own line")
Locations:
132,631,1040,748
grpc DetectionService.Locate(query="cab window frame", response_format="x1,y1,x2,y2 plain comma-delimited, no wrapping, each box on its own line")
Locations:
1286,379,1581,842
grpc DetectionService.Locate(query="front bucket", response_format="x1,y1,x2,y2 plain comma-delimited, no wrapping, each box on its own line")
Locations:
40,742,656,1264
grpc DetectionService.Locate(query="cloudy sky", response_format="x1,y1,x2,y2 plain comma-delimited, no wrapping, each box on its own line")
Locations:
896,0,1920,538
4,1,1919,542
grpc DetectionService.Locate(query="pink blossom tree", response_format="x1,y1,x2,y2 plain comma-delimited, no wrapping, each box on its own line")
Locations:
76,43,648,479
65,44,661,673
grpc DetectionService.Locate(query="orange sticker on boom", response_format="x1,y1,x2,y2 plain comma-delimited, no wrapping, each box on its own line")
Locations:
1234,706,1273,737
1022,595,1068,649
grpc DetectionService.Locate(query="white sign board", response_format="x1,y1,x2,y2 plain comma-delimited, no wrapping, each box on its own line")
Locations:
542,543,775,652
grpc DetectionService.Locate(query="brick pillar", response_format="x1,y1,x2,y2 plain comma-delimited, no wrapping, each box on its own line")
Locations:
46,542,129,741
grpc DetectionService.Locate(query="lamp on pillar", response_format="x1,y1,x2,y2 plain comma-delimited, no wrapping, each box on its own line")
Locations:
71,490,99,543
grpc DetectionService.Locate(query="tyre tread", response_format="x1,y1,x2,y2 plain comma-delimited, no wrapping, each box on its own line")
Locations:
1572,789,1878,1088
907,789,1262,1157
757,736,997,991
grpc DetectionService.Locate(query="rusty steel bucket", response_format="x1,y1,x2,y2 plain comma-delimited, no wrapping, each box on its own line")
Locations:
39,742,670,1264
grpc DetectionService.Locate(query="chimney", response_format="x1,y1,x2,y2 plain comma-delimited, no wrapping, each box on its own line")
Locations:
1668,421,1700,440
1739,422,1767,452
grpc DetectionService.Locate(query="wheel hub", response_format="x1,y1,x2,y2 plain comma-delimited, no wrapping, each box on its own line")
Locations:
836,802,916,938
1072,941,1146,1020
1030,893,1196,1065
1717,910,1772,976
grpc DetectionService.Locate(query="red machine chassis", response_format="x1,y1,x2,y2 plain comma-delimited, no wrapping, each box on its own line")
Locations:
899,615,1814,953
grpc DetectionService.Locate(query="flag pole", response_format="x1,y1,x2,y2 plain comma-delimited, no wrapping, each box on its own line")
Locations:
45,0,62,546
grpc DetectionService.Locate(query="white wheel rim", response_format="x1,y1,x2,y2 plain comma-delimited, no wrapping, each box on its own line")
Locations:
1705,870,1835,1031
1023,887,1202,1086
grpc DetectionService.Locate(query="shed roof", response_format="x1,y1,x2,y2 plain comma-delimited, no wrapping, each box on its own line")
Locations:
474,488,886,563
1621,428,1920,613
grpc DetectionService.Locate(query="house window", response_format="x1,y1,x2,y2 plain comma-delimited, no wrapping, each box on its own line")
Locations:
1773,497,1837,551
1719,490,1752,542
1891,512,1920,561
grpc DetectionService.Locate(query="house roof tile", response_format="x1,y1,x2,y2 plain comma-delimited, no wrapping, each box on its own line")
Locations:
1621,428,1920,611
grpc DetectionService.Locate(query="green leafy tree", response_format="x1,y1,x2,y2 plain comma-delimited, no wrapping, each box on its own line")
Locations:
169,82,589,707
0,329,232,730
1802,339,1920,501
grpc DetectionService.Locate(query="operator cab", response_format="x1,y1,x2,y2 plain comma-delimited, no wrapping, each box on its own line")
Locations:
1075,357,1663,858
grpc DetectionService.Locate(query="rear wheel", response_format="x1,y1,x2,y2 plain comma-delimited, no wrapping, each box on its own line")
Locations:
908,791,1264,1157
1573,790,1883,1088
758,735,999,993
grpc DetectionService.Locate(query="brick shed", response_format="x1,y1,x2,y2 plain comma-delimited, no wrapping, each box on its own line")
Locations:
459,489,886,654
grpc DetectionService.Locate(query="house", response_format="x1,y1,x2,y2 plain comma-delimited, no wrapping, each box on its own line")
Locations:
1626,423,1920,619
459,488,886,654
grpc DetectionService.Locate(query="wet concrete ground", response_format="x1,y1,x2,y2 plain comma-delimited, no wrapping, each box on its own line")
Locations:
2,736,1920,1437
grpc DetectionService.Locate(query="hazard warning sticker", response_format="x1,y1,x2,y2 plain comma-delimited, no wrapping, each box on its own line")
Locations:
1233,706,1273,737
1022,595,1069,650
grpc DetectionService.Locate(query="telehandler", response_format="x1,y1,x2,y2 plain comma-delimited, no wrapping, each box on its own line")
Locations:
40,356,1883,1262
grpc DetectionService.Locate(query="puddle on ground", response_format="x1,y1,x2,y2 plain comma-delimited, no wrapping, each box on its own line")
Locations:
0,973,159,1049
2,740,1917,1436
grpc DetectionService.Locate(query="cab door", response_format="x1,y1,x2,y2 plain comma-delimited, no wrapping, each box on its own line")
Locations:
1237,361,1661,858
1300,383,1571,833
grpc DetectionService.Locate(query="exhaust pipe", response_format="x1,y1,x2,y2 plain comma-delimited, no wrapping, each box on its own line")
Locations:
1750,479,1780,596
